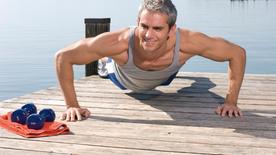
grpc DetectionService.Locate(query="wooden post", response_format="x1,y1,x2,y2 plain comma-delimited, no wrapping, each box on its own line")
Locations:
84,18,111,76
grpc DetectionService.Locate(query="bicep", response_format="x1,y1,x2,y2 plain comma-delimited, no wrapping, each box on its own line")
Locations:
59,31,128,65
59,38,102,65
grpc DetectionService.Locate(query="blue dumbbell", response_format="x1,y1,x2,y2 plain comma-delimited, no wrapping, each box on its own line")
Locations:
11,109,28,124
39,108,56,122
22,103,37,116
26,114,45,130
26,108,56,130
11,103,37,125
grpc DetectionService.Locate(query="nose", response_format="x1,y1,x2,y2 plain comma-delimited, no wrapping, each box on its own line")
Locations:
145,29,154,38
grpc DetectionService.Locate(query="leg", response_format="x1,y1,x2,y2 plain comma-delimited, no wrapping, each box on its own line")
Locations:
98,57,108,78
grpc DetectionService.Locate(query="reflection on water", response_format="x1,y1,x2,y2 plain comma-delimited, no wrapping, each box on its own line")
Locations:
178,0,276,74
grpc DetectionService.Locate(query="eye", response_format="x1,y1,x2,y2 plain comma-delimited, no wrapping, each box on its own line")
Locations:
153,27,163,32
140,24,148,30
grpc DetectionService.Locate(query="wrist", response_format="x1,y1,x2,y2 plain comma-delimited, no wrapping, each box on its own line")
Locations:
225,94,237,105
66,102,80,109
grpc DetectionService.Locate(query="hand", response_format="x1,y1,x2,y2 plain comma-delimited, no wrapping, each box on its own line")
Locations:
60,107,91,121
215,103,243,118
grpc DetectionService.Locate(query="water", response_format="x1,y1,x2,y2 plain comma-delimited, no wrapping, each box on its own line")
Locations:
0,0,275,101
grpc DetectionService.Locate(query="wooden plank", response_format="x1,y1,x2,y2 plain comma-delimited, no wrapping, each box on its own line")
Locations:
73,76,276,86
1,113,275,141
1,129,276,155
0,147,69,155
72,80,276,92
3,117,271,149
3,95,276,110
1,102,276,127
77,73,276,83
1,116,276,149
16,89,276,105
65,79,276,89
0,137,190,155
6,93,276,107
2,98,276,116
32,79,276,98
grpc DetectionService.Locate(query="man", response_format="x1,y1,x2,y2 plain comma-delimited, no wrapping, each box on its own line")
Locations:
55,0,246,121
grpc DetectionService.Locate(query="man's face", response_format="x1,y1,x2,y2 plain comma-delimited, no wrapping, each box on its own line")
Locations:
137,9,171,53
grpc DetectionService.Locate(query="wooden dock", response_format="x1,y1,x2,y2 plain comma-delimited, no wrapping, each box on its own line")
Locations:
0,72,276,155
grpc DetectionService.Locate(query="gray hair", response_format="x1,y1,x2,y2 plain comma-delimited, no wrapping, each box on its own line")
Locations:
138,0,177,28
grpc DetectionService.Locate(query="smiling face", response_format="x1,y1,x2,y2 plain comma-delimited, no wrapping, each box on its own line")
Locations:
137,9,172,53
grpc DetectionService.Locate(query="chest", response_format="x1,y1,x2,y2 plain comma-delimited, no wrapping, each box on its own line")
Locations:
133,49,175,71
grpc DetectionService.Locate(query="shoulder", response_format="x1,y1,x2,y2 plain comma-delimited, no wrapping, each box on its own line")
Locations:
179,28,211,42
178,28,244,63
93,27,130,47
179,28,235,54
84,27,131,56
179,28,213,54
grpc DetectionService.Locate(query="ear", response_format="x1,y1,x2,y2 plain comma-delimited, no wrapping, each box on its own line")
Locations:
169,24,177,36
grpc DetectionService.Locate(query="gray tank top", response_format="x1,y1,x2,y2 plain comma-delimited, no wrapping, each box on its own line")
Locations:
113,27,182,91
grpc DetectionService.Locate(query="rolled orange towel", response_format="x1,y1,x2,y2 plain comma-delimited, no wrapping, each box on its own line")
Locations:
0,112,70,138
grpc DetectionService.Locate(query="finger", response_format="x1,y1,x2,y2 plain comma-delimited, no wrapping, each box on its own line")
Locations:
234,110,239,117
215,106,222,115
70,110,76,122
228,110,233,118
60,113,66,120
80,109,89,119
66,111,70,121
76,109,82,121
221,108,227,117
238,110,243,117
84,109,91,118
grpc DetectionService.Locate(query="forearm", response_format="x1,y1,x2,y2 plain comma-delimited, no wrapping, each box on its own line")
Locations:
55,52,80,108
226,47,246,105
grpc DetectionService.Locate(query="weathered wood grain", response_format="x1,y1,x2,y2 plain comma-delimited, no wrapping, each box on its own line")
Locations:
0,72,275,155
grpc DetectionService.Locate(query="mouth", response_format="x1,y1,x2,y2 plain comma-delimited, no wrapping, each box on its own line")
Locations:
142,38,156,47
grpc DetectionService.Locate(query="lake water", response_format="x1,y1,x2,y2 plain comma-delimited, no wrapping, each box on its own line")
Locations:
0,0,275,101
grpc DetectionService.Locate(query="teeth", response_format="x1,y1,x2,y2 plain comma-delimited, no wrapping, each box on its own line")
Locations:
143,37,152,41
144,39,153,43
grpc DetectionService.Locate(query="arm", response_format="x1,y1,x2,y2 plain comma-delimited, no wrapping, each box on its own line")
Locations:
181,30,246,117
55,29,129,121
